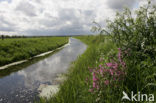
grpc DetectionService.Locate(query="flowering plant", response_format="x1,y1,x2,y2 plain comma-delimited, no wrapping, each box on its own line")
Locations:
86,48,128,102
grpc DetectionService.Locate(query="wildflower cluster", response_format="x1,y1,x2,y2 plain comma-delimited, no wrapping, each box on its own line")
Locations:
86,48,127,101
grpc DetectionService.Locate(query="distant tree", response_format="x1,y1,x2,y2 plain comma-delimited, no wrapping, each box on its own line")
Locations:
1,35,4,40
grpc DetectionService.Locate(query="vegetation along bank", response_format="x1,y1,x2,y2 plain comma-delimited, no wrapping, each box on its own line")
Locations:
0,37,68,66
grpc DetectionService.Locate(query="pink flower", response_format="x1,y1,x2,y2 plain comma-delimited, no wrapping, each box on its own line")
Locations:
100,66,105,70
109,69,113,75
104,80,109,85
93,82,96,88
106,63,113,67
99,64,102,68
104,69,109,72
99,68,103,73
112,63,118,69
93,76,97,81
93,72,97,81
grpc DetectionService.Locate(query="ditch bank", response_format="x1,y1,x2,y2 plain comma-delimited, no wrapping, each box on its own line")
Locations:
0,39,70,70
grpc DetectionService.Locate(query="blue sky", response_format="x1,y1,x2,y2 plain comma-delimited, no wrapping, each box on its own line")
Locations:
0,0,155,36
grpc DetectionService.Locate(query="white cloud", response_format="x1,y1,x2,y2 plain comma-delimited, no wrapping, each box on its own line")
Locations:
15,1,37,17
107,0,137,10
0,0,154,36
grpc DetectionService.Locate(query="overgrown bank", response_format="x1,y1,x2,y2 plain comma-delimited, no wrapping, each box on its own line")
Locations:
0,37,68,66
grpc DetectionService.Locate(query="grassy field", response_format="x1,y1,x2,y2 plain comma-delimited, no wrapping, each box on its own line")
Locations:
0,37,68,66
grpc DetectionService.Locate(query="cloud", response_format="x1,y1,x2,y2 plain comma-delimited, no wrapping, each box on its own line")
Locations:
0,0,11,3
25,8,94,35
15,1,37,17
0,0,150,36
0,16,16,32
0,16,14,26
25,18,91,36
0,26,14,32
107,0,137,10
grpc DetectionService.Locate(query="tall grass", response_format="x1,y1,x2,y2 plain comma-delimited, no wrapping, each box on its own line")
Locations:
0,37,68,66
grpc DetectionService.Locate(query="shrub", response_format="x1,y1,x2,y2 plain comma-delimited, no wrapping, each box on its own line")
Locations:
105,1,156,64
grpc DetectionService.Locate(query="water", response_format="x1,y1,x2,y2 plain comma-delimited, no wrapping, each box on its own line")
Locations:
0,38,87,103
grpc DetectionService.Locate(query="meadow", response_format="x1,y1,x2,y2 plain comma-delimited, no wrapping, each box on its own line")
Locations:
0,37,68,66
40,2,156,103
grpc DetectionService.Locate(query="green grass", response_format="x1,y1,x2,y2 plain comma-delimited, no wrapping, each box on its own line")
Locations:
39,35,116,103
0,37,68,66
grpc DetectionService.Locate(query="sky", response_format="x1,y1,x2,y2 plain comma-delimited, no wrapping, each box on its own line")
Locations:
0,0,155,36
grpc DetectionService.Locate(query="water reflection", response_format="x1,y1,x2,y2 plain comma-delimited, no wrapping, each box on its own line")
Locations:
0,38,87,103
